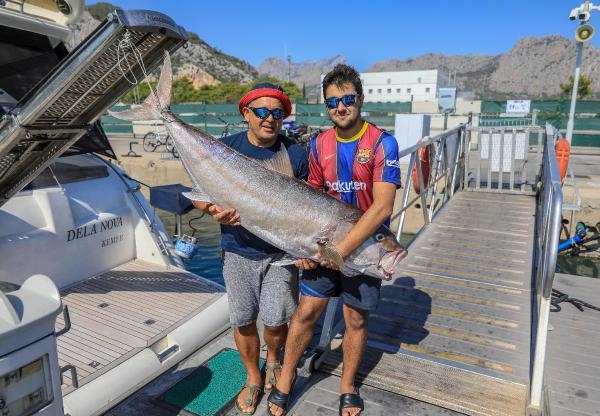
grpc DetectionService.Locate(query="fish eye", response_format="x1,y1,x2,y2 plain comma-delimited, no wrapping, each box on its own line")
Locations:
375,233,385,242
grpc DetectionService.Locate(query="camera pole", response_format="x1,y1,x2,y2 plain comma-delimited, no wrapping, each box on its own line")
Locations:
565,41,583,144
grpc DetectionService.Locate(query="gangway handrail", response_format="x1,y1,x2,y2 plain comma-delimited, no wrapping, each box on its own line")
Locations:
392,124,466,243
529,124,563,413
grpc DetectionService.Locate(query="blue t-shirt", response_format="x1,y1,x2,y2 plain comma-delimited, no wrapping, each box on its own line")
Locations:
220,131,309,258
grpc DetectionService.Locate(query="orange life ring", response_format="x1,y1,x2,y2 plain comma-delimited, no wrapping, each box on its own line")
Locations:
412,140,430,193
555,138,570,184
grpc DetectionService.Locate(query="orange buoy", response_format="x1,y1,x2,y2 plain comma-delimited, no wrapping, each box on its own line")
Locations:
412,140,430,193
555,138,570,183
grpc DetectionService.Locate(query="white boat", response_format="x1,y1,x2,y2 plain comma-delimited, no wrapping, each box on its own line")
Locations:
0,3,229,415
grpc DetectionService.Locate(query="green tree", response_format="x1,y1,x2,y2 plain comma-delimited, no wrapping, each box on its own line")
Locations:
560,75,593,99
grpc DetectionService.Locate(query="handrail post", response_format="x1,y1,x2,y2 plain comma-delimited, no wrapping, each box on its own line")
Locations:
415,149,430,225
396,152,416,241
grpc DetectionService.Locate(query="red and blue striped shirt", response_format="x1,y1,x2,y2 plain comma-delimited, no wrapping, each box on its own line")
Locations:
307,121,401,212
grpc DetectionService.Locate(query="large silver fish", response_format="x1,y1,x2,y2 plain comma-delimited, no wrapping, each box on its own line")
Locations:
110,52,407,280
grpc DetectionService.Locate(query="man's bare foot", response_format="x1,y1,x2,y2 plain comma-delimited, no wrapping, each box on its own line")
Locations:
236,380,262,415
339,386,364,416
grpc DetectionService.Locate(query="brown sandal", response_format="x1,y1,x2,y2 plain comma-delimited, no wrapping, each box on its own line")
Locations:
264,361,282,393
235,383,262,415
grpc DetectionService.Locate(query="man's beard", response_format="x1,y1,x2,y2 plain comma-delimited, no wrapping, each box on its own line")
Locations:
330,110,360,130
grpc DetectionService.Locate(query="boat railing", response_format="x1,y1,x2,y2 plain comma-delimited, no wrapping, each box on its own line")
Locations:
528,124,563,413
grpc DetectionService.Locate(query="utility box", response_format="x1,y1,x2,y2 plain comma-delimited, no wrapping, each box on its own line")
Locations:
394,114,431,162
0,275,64,416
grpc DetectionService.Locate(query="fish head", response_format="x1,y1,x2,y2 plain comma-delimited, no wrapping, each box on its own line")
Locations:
355,226,408,281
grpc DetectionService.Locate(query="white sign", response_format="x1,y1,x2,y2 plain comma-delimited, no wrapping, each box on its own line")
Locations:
506,100,531,113
438,87,457,114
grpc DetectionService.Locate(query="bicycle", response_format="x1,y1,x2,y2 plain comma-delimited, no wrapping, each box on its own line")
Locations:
142,131,179,158
217,117,247,138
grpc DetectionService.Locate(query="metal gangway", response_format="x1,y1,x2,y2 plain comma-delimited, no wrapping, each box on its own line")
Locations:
304,123,562,416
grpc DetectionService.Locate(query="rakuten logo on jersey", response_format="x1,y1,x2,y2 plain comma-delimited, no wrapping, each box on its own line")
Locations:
324,180,367,192
385,159,401,168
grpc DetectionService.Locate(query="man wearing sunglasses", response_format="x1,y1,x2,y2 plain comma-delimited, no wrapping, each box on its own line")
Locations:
194,83,308,415
268,65,401,416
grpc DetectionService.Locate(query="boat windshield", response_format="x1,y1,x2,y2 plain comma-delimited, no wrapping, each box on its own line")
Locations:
23,155,109,190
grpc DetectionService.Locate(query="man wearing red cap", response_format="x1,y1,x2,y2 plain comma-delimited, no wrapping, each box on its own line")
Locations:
194,83,307,415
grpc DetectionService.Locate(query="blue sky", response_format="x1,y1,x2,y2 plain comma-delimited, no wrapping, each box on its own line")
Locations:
90,1,600,71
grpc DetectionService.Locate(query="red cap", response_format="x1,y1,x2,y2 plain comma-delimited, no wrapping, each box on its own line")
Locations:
239,84,292,118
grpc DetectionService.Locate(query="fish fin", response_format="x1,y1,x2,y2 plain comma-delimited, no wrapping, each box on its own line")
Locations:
109,51,172,121
317,240,345,270
270,254,299,267
256,144,294,177
182,186,212,203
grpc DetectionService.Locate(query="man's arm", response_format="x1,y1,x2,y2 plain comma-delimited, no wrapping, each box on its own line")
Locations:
193,200,240,226
295,181,397,270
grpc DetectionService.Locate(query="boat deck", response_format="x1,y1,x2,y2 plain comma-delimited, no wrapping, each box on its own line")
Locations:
546,273,600,416
321,191,536,415
56,259,224,393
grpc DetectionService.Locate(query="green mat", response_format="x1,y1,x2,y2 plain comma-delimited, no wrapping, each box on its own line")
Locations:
157,349,265,416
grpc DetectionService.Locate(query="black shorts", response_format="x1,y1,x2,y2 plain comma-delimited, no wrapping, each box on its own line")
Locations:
300,267,382,311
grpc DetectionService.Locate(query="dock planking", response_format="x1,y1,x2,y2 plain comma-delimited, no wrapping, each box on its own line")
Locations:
321,192,536,415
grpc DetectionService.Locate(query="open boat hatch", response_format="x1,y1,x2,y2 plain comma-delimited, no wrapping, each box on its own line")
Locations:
0,9,188,207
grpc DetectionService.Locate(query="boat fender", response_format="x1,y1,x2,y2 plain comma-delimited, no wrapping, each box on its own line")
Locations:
555,138,570,184
412,139,430,194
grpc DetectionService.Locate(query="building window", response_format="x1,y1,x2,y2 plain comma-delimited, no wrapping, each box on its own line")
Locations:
368,89,373,94
396,88,401,93
387,88,391,93
387,78,391,84
407,88,412,93
417,77,422,83
377,88,382,93
425,87,430,93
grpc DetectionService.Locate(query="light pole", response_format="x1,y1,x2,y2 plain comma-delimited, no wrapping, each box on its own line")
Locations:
566,1,597,143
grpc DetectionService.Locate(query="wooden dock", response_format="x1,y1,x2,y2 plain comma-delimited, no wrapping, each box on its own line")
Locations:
545,273,600,416
320,191,537,416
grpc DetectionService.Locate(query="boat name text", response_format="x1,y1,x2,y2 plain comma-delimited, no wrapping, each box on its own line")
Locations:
67,216,124,242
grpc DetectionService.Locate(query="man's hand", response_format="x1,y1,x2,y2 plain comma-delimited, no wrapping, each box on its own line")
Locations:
294,252,343,271
294,255,319,270
207,204,241,226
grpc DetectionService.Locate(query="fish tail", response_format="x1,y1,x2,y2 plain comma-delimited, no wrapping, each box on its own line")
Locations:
108,51,173,121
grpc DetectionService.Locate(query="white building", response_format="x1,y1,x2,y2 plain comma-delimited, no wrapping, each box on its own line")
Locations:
321,69,450,103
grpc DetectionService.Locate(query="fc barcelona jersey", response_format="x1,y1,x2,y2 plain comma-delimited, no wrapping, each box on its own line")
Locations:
307,121,401,212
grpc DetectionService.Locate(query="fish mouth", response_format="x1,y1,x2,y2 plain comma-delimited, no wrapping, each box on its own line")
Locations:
377,249,408,280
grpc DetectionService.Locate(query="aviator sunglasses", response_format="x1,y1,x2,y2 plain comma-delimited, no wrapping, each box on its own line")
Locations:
247,106,285,120
324,94,359,109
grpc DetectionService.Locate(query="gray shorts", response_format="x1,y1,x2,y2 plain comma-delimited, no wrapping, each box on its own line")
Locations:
222,251,299,327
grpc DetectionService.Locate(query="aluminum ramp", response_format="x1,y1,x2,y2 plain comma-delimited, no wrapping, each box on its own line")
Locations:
321,191,536,416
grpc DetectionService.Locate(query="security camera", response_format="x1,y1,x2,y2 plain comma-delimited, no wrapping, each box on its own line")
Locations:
579,11,591,21
570,7,580,20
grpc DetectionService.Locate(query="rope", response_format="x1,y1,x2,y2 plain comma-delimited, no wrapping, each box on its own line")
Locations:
188,214,206,237
551,288,600,313
116,30,163,109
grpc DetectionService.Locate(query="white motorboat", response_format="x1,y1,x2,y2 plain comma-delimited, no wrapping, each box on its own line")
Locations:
0,3,229,415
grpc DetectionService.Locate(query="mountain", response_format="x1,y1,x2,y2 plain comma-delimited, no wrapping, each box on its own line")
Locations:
367,35,600,99
258,55,346,99
75,3,257,85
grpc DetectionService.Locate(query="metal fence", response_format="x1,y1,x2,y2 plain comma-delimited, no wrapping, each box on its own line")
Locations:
528,124,563,413
466,126,545,194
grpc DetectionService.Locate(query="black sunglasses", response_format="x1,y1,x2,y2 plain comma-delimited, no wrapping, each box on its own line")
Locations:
324,94,359,109
247,106,285,120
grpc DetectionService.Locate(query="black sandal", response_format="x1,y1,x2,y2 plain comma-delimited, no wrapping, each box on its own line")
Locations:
266,373,296,416
339,392,364,416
